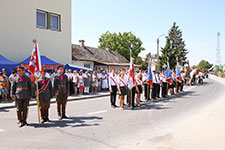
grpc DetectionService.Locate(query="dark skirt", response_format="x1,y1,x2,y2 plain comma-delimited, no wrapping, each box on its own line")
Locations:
136,85,143,94
119,86,127,96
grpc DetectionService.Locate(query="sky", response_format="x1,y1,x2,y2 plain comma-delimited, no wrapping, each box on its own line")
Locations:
72,0,225,65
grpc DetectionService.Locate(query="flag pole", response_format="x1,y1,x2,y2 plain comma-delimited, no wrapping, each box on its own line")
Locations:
33,39,41,123
167,57,169,96
35,76,41,123
130,57,133,109
147,56,150,101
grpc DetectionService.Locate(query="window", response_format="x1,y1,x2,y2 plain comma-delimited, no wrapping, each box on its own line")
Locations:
84,64,91,68
36,10,61,31
50,14,60,30
36,11,47,28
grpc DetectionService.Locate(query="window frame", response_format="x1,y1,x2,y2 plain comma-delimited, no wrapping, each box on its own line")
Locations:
36,10,48,29
49,13,61,31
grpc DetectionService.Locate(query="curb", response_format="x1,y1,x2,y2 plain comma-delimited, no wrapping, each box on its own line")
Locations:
0,93,110,110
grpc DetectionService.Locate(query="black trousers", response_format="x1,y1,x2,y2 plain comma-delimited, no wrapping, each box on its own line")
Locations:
127,87,136,107
144,84,151,100
162,82,167,97
110,86,117,106
156,84,160,98
152,83,157,99
180,81,184,91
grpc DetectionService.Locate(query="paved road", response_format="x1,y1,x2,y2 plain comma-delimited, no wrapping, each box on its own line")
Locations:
0,77,223,150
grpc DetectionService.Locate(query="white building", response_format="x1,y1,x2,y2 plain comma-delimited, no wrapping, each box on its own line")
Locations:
0,0,71,64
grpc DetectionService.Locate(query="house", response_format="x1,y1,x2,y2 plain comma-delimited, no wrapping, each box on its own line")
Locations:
0,0,71,64
72,40,138,71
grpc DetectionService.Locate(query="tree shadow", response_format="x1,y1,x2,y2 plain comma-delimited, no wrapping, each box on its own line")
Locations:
29,116,103,128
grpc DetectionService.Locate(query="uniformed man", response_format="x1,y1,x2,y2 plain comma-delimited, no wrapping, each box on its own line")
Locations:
11,66,32,127
53,65,69,120
156,72,161,98
37,70,53,123
160,71,167,98
109,69,118,108
142,70,150,100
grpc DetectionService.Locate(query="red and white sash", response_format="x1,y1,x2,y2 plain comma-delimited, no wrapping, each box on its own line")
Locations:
109,76,117,86
119,78,127,88
38,78,50,93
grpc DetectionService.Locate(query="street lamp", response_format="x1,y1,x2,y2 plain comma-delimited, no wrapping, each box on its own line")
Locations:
157,34,165,71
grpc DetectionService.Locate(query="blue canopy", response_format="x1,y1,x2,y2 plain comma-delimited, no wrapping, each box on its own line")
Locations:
20,55,60,65
64,64,92,73
0,54,19,75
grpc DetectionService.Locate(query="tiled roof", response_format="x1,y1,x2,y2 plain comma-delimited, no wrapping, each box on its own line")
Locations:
72,44,129,64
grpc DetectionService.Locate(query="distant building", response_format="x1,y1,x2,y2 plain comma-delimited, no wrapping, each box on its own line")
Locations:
72,40,139,71
0,0,71,64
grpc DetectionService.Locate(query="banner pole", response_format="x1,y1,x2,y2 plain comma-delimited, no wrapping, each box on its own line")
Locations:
35,76,41,124
147,84,149,101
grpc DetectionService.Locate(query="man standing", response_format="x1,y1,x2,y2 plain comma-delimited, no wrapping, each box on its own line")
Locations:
109,69,118,108
160,71,167,98
152,71,157,99
38,70,53,123
156,72,161,98
143,70,150,100
11,66,32,127
53,65,69,120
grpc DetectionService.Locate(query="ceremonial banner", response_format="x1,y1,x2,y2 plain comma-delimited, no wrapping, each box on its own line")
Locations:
166,64,173,84
176,64,182,83
147,63,153,87
28,43,42,75
127,57,135,89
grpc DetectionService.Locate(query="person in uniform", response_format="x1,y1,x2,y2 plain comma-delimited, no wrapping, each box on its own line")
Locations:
118,72,127,110
156,72,161,98
37,70,53,123
142,70,150,100
109,69,118,108
53,65,69,120
152,71,157,99
135,73,143,107
160,71,167,98
180,71,185,92
11,66,32,127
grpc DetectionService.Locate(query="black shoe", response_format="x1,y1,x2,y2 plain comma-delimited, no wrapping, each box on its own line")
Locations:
18,121,24,128
23,120,28,126
114,105,119,108
111,105,116,108
58,115,62,120
46,117,51,122
62,115,68,119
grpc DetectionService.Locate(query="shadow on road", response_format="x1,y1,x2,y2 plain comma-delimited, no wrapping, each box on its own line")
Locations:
29,116,103,128
0,108,9,112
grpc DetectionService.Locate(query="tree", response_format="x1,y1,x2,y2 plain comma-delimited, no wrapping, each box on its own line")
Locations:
198,60,213,71
98,31,145,61
159,22,188,70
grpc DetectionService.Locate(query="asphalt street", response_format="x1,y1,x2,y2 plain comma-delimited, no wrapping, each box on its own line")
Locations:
0,77,223,150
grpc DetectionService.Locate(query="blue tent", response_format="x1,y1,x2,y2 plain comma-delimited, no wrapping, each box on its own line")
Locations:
0,54,19,75
64,64,92,73
20,55,60,65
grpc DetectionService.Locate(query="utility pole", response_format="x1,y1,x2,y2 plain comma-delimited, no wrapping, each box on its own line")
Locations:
156,34,165,71
216,32,221,66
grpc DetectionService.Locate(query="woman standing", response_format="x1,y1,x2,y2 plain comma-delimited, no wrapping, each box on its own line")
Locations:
84,71,91,94
72,70,78,95
101,71,108,91
0,72,8,102
135,73,143,107
92,71,98,93
77,70,84,95
118,72,127,110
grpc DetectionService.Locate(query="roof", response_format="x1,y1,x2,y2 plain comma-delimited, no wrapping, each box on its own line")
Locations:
72,44,129,64
20,56,61,65
0,54,18,65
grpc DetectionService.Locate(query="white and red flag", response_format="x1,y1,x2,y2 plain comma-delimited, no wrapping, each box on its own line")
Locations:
127,57,135,89
28,43,42,75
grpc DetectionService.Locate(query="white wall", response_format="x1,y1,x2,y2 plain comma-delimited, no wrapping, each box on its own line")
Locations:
0,0,71,64
72,60,94,70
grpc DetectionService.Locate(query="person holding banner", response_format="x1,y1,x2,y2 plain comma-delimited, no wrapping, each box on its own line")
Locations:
160,71,167,98
109,69,118,108
135,73,143,107
11,66,32,127
37,70,53,123
53,65,69,120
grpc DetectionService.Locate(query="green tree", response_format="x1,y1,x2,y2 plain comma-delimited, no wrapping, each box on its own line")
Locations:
98,31,145,61
159,22,188,70
198,60,213,71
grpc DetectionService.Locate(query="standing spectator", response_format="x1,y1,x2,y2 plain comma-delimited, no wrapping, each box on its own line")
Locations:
9,70,18,84
66,69,73,95
72,70,78,95
101,71,108,91
97,70,102,91
89,71,93,93
0,72,9,102
92,71,98,93
109,69,118,108
77,70,84,95
84,71,91,94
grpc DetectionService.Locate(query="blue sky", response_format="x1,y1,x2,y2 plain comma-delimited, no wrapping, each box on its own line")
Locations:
72,0,225,65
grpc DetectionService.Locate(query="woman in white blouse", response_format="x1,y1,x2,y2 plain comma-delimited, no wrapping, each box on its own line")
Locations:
72,70,78,95
118,72,127,109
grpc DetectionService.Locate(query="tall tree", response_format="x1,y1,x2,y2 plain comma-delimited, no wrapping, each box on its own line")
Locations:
198,60,213,71
98,31,145,61
159,22,188,70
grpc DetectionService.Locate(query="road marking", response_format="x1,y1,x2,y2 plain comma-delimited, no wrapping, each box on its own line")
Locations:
0,129,4,132
87,110,107,116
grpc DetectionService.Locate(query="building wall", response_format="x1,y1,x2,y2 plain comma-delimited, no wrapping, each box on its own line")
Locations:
0,0,71,64
72,60,94,70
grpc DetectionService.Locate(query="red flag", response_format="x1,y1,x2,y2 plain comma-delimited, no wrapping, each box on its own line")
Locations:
28,43,42,75
128,57,135,89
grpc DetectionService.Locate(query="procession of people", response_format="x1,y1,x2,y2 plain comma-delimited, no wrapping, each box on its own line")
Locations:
0,59,207,128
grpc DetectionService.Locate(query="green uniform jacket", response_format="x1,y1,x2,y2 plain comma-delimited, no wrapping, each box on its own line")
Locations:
38,77,53,100
53,73,69,94
11,75,32,99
